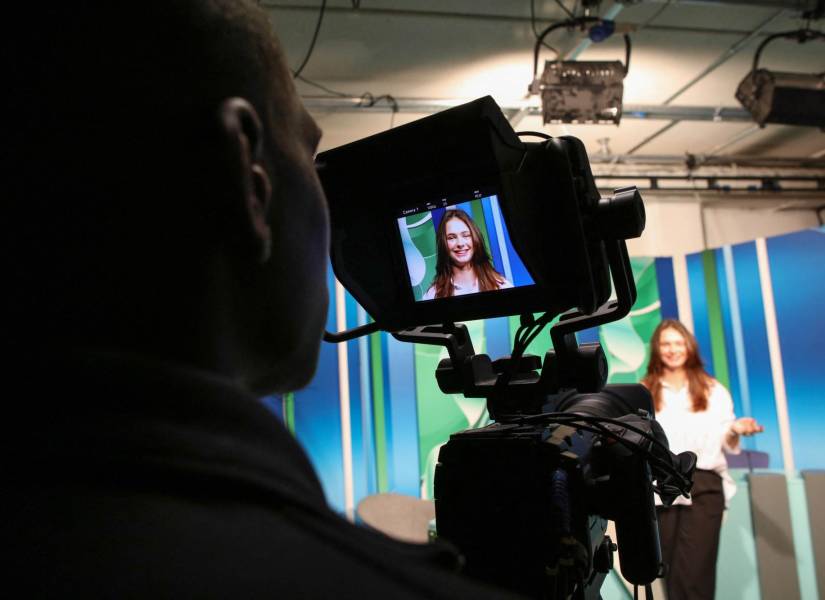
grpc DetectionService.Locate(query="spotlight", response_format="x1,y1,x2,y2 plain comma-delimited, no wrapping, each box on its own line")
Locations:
529,19,631,125
735,29,825,128
533,60,626,125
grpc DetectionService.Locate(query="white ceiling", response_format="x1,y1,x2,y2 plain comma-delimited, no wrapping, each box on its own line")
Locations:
263,0,825,160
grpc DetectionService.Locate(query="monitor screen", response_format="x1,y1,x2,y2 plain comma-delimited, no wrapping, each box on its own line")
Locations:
397,188,535,302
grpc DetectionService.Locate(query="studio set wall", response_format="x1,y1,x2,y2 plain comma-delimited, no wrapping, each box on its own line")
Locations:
263,225,825,599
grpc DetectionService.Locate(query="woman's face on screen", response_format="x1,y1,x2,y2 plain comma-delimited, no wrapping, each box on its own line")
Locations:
445,217,474,267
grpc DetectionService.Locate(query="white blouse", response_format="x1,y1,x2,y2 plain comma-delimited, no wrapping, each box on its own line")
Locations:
654,380,741,507
421,277,512,301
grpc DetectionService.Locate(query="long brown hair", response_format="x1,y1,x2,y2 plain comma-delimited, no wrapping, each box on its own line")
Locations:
429,209,505,299
642,319,712,413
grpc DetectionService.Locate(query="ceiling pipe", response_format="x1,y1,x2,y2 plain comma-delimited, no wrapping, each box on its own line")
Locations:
628,0,823,16
300,96,753,121
589,154,825,168
566,2,625,59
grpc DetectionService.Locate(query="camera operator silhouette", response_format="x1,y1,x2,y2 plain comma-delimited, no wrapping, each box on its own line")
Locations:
422,209,513,300
3,2,518,597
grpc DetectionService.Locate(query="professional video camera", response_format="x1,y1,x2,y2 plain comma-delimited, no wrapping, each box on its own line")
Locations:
316,96,696,600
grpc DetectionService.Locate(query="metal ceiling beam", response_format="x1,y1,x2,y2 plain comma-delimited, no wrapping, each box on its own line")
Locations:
639,0,821,12
262,2,819,34
625,9,785,155
594,173,825,194
301,96,753,122
590,154,825,168
661,11,785,106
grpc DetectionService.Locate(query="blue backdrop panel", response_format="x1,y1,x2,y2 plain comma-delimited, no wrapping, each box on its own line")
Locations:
482,199,505,276
386,335,421,496
686,252,714,375
345,293,373,506
714,249,743,415
576,327,601,345
767,228,825,470
654,257,679,320
731,241,782,466
292,268,346,511
357,307,378,497
486,316,512,361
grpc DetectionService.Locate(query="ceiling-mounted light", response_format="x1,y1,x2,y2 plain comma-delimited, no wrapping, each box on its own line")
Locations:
529,18,631,125
735,29,825,129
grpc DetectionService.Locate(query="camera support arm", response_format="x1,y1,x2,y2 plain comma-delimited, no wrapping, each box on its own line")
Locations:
545,239,636,393
390,236,637,418
392,322,476,362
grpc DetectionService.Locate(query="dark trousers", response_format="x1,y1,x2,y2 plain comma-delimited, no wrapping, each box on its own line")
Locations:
656,470,725,600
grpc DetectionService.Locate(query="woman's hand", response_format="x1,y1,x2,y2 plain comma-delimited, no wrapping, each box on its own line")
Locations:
731,417,764,437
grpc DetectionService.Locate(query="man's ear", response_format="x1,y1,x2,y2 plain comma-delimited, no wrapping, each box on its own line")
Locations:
218,97,272,264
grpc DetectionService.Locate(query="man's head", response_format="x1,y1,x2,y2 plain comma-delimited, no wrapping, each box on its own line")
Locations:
4,0,329,393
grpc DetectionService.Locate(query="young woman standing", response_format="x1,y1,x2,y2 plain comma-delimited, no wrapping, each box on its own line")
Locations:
642,319,763,600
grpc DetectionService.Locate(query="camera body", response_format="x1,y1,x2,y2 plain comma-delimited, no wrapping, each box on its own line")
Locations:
435,385,665,598
317,96,693,599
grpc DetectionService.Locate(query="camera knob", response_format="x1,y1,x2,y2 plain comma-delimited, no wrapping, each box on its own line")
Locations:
597,186,645,240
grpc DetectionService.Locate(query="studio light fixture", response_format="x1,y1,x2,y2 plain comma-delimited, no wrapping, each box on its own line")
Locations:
735,29,825,129
529,18,631,125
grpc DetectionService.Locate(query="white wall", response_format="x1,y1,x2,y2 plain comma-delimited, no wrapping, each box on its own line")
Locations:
703,204,820,248
626,195,820,256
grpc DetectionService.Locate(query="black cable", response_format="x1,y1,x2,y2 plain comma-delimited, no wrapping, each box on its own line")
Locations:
323,321,380,343
533,20,572,77
623,33,632,73
506,411,693,489
511,313,552,368
533,16,601,77
752,28,825,72
292,0,327,78
571,420,690,489
294,75,398,128
296,74,350,97
517,130,552,140
515,415,691,491
358,93,399,113
517,412,673,457
497,313,550,391
518,314,553,357
531,0,562,58
358,93,399,129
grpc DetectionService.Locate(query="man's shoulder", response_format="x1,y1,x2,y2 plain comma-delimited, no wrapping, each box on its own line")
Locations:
6,480,517,599
5,352,519,598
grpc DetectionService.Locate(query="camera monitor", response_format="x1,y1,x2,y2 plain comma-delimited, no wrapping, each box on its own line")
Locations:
316,96,622,332
397,190,534,303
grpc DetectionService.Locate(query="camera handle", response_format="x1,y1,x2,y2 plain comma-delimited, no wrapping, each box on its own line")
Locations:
393,237,637,420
